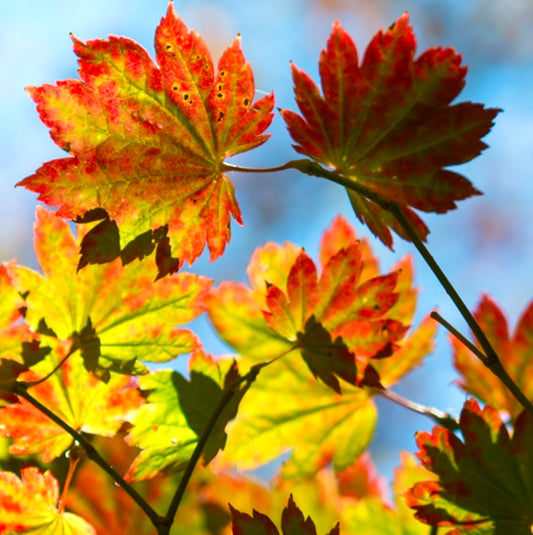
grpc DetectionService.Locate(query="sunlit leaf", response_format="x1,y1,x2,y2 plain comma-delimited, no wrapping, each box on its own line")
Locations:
0,467,95,534
125,351,249,481
0,343,143,462
281,15,499,247
19,3,274,275
8,207,211,375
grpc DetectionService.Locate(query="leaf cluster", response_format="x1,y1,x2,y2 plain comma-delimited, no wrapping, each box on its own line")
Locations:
0,4,530,535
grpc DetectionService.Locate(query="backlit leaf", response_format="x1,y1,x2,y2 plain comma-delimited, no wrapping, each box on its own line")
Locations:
218,347,377,479
406,398,533,532
281,15,499,247
209,216,432,392
125,351,249,481
8,207,211,375
453,294,533,419
208,216,434,478
0,467,95,534
0,343,143,462
19,3,274,274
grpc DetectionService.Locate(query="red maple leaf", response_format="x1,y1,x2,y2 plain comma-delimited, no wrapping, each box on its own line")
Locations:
281,14,499,247
19,3,274,275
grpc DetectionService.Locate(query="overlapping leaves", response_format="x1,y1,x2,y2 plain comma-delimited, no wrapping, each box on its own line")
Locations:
452,295,533,420
125,350,250,481
281,14,499,247
208,216,435,477
406,398,533,532
8,207,211,376
0,341,143,462
19,3,274,276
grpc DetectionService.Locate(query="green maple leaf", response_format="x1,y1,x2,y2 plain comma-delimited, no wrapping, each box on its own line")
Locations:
406,398,533,533
453,295,533,420
125,351,250,481
8,207,211,376
281,14,499,247
230,495,339,535
19,3,274,276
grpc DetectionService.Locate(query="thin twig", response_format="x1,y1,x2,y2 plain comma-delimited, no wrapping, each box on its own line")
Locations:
23,341,79,389
430,311,487,363
292,159,533,416
162,344,298,532
377,389,459,431
13,384,162,528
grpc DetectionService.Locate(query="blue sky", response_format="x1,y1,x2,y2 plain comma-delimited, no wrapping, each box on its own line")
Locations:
2,0,532,480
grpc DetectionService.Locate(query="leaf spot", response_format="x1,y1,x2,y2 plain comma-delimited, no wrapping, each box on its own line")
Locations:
217,111,225,122
243,97,250,107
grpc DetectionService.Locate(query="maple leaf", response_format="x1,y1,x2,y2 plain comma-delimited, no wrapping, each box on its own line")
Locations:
19,3,274,275
230,495,340,535
8,207,211,376
405,398,533,533
281,15,499,247
452,294,533,420
0,343,143,462
125,350,250,481
208,216,433,391
208,216,435,478
0,467,96,534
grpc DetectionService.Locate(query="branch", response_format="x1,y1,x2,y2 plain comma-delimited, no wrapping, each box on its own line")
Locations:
293,159,533,416
13,383,162,528
377,389,459,431
430,311,487,363
161,344,298,532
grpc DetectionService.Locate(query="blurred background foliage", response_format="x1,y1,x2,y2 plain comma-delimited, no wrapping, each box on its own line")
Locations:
1,0,532,482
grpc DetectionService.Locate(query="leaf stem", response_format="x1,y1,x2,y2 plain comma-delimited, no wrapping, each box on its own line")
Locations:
387,204,533,416
162,345,298,532
58,454,79,514
13,383,162,528
222,161,298,174
377,389,459,431
430,311,487,362
292,159,533,416
161,363,264,533
23,341,78,389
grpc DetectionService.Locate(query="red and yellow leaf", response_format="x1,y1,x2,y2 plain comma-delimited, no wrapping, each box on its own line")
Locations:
208,216,434,478
8,207,211,375
406,398,533,532
208,216,432,391
0,467,95,534
0,343,143,462
453,295,533,419
19,3,274,274
281,15,499,247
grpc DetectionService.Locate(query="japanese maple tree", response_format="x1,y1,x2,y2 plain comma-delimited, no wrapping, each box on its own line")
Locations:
1,3,531,535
